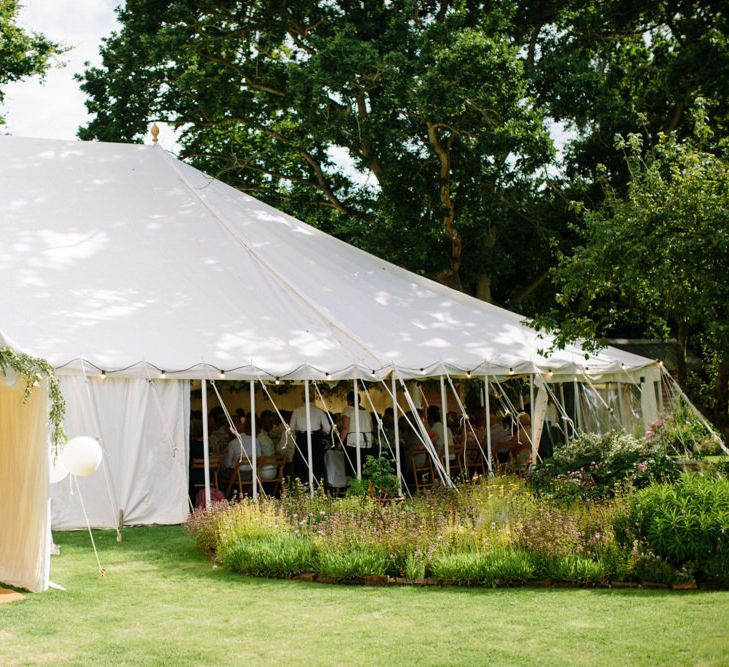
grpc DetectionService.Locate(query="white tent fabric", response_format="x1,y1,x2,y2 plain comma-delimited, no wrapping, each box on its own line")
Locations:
0,367,50,592
51,376,189,529
0,135,656,382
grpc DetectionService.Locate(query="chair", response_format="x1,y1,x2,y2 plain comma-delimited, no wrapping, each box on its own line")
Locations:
465,441,487,479
258,454,286,497
442,441,465,480
410,446,434,493
225,459,254,499
190,455,223,491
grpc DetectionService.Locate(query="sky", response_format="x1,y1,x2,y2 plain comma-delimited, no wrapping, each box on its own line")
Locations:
3,0,175,148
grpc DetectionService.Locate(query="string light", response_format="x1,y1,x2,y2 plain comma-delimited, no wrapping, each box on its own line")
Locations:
325,372,331,380
275,377,281,385
100,370,107,380
160,371,166,379
466,370,471,379
219,370,225,379
509,368,514,375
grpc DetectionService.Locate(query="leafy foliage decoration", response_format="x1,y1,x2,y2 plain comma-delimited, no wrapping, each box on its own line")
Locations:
0,346,66,454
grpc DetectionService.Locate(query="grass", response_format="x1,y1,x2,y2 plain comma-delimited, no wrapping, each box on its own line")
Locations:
1,526,728,666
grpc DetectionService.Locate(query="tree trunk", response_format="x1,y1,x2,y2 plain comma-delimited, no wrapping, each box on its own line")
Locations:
476,274,493,303
714,357,729,437
675,319,689,384
427,122,462,291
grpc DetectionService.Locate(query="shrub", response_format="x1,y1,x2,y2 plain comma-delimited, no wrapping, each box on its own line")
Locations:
215,497,289,555
317,545,391,581
617,475,729,585
629,549,690,586
650,399,720,456
404,551,426,580
530,431,679,500
184,499,232,556
430,548,535,585
224,534,318,578
347,455,399,499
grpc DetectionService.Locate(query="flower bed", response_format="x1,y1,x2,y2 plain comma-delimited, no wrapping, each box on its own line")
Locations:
185,473,729,589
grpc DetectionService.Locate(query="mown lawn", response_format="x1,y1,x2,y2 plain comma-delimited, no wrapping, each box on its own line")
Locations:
1,525,727,666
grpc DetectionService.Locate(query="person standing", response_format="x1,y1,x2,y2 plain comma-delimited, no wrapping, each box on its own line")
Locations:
339,390,374,478
289,387,330,486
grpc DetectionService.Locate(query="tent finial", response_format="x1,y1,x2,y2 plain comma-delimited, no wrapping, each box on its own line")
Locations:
151,123,160,144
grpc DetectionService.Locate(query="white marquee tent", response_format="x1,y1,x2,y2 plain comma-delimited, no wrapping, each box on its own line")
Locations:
1,135,662,537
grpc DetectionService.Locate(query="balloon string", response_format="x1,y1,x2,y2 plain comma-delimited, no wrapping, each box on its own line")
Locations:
72,475,105,576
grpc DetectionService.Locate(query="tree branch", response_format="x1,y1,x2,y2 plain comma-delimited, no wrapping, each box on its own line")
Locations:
427,121,462,290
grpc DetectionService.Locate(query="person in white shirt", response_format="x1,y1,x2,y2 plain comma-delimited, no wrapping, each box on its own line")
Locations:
257,410,278,481
339,390,374,477
289,387,331,485
427,405,454,459
223,417,260,480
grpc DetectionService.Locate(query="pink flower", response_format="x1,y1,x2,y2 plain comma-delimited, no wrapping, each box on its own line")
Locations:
644,430,655,442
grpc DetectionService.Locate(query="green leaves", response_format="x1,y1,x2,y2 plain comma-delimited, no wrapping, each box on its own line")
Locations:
0,346,66,452
0,0,63,114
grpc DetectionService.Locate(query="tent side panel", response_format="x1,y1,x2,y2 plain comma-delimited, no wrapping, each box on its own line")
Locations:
51,377,190,530
0,380,50,592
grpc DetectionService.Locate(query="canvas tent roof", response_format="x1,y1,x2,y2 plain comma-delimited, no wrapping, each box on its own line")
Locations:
0,135,655,381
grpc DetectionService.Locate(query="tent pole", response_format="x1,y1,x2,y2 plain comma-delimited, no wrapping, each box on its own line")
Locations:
201,379,211,508
617,381,624,428
392,375,402,496
304,380,314,498
250,380,258,501
439,375,450,479
559,383,569,442
573,379,582,433
530,373,536,465
484,376,493,475
354,379,362,479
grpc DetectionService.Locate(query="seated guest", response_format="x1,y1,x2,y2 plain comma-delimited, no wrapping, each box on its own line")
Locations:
512,412,533,467
397,413,421,471
257,410,278,480
208,406,233,455
489,411,513,465
426,405,454,460
222,416,259,482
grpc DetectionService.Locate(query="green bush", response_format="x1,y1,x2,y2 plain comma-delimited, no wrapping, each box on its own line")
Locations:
530,431,679,500
650,399,720,456
430,548,535,585
630,550,689,586
224,534,318,578
617,475,729,585
184,500,232,556
347,455,399,498
317,545,391,581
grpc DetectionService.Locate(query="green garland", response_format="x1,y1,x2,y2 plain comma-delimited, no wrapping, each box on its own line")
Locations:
0,346,66,455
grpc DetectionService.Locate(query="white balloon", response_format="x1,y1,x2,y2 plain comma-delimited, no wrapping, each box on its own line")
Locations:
49,453,69,484
61,436,103,477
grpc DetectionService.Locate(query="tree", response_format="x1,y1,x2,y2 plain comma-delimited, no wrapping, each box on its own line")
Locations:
0,0,61,121
527,0,729,190
534,107,729,432
78,0,558,304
